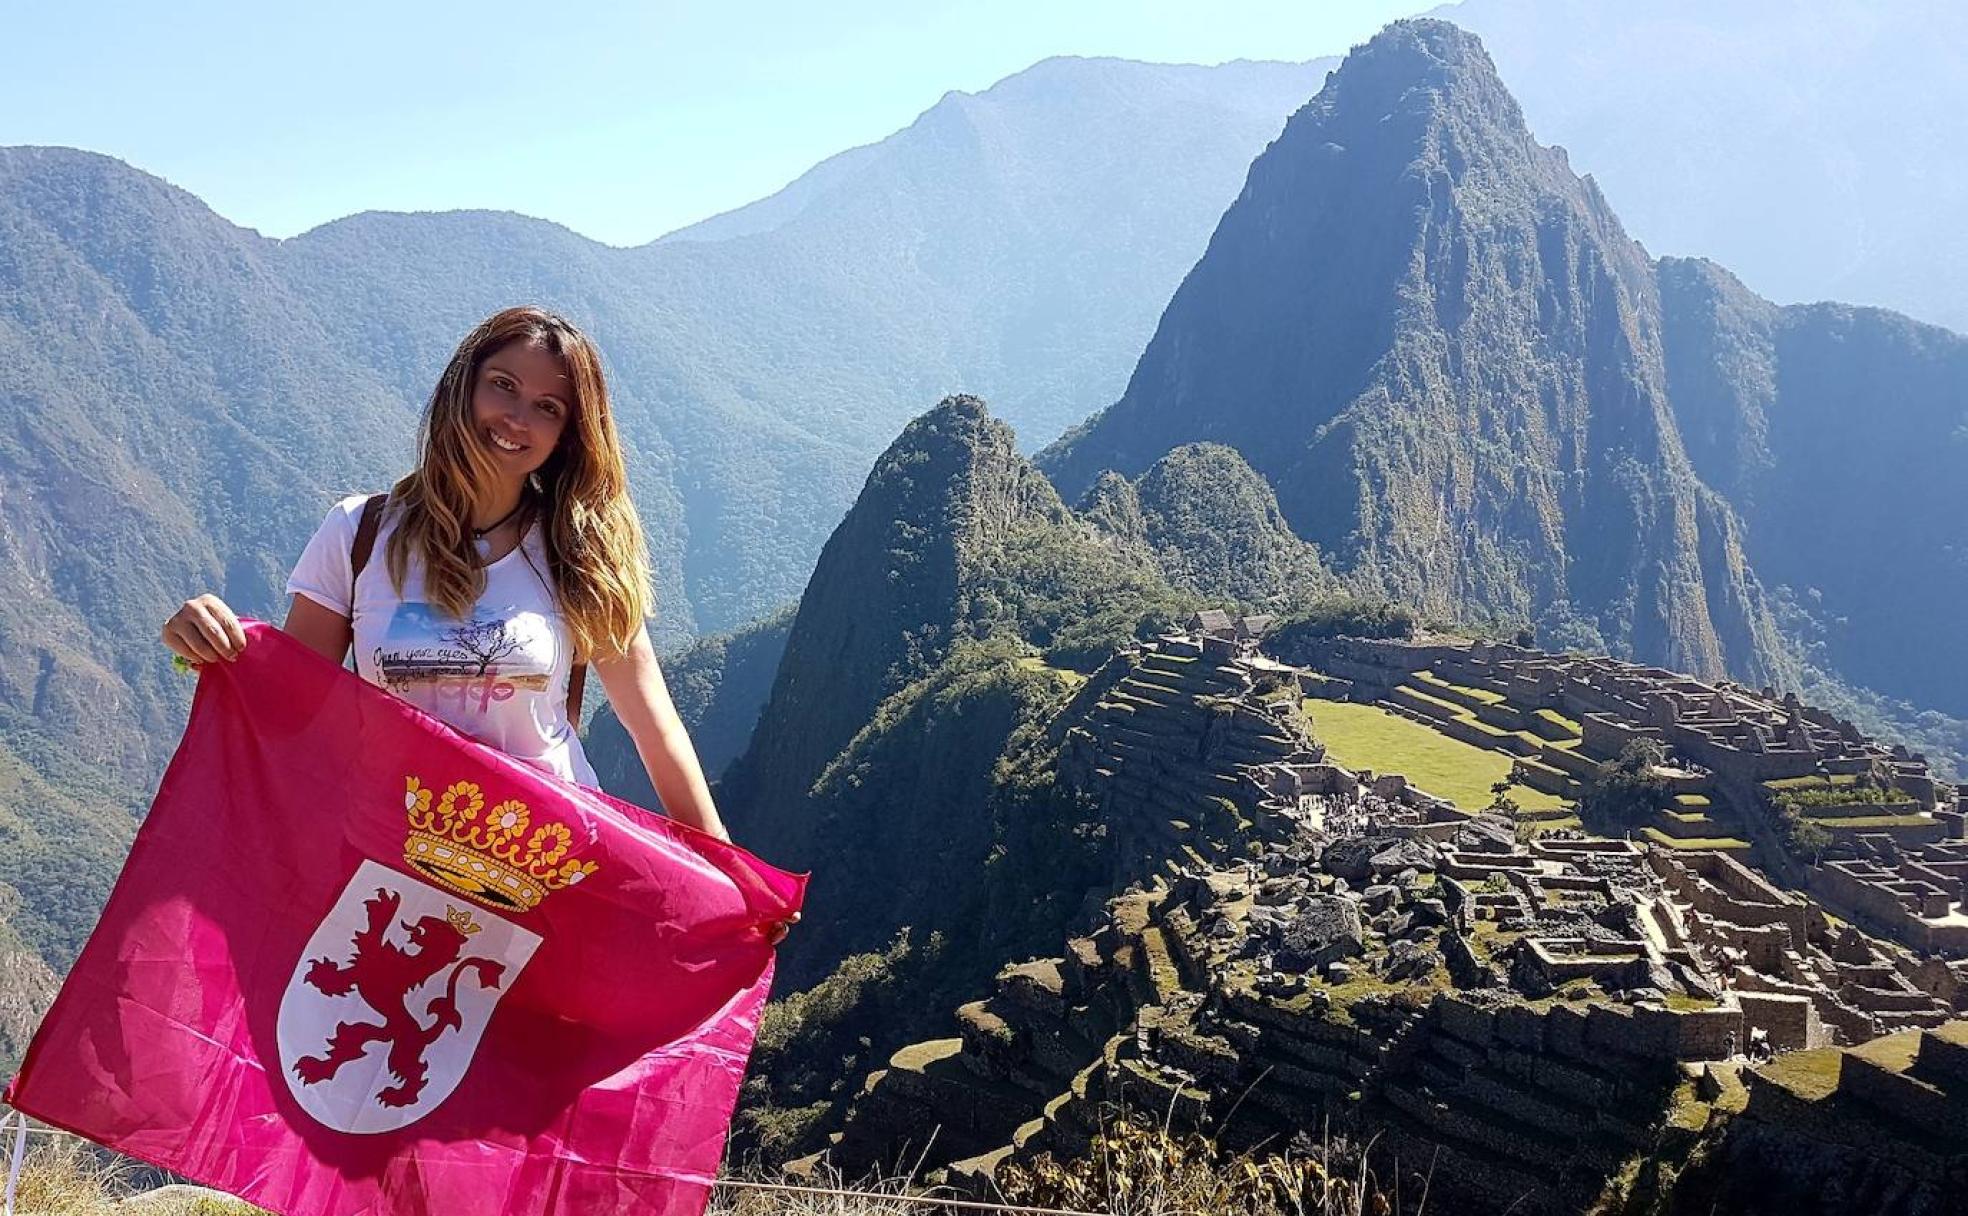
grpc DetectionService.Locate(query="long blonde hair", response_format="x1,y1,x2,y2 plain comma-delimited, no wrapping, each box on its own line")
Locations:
384,306,651,660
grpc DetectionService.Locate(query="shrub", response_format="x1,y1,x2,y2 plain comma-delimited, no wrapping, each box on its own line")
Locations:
1580,739,1674,832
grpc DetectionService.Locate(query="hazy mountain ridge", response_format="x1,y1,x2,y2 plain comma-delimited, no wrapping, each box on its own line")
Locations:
1656,257,1968,716
1435,0,1968,334
0,57,1325,975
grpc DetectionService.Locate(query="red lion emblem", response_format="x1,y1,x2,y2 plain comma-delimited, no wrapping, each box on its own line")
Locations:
291,887,505,1108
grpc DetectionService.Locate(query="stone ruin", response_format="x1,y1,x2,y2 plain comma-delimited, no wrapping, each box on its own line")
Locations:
1296,636,1968,958
795,628,1968,1212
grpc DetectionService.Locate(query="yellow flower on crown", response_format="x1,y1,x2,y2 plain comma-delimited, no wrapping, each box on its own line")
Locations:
438,781,484,824
486,800,530,844
401,773,596,913
526,823,572,867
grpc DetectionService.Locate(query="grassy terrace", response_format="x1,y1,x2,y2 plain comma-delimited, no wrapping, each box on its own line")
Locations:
1015,655,1089,688
1764,774,1861,791
1411,669,1506,704
1760,1027,1928,1103
1642,827,1749,851
1304,699,1569,812
1535,707,1582,733
1807,814,1936,829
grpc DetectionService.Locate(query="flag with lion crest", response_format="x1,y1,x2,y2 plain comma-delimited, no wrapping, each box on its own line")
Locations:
7,622,804,1216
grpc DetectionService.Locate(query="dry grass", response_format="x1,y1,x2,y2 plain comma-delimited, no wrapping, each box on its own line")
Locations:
11,1137,254,1214
14,1137,1013,1216
708,1172,947,1215
999,1114,1412,1216
16,1116,1416,1215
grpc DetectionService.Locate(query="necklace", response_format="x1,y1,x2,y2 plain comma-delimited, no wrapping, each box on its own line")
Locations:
473,499,526,560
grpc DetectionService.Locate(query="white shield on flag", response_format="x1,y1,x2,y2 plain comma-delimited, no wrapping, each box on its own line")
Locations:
276,859,541,1134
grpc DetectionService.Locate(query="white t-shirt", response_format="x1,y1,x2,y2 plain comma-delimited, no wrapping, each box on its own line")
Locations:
285,495,598,786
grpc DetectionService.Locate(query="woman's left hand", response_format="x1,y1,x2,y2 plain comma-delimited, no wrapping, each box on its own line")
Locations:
766,912,799,947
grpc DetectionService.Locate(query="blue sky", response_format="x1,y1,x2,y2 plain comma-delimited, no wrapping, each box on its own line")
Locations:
5,1,1425,246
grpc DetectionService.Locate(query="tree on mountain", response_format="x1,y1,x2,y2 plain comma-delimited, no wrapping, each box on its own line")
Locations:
1487,777,1521,818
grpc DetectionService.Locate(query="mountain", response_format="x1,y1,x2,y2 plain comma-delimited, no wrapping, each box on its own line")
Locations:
587,604,798,809
1080,443,1337,608
712,396,1286,1148
1655,259,1968,716
0,147,409,969
1043,19,1794,685
718,395,1184,887
1434,0,1968,335
0,56,1329,971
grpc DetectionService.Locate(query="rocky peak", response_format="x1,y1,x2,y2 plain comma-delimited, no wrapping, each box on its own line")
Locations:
1039,19,1784,685
721,395,1081,859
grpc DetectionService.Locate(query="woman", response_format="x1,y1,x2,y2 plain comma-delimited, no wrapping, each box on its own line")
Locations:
161,306,734,850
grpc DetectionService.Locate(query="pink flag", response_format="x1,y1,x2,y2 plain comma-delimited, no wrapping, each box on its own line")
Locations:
7,622,804,1216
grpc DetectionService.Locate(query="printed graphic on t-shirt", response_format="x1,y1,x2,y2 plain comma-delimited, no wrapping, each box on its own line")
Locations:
372,603,555,716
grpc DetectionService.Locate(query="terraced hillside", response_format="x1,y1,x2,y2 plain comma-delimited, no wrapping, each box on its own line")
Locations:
1304,659,1754,853
1677,1021,1968,1213
1056,634,1319,875
1305,698,1571,815
794,624,1967,1213
813,842,1886,1212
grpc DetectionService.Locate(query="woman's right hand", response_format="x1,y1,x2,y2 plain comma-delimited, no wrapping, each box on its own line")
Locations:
162,594,248,665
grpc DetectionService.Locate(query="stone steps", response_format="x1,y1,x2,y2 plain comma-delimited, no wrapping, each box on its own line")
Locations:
1381,1079,1582,1176
1410,1052,1636,1169
1390,684,1467,722
957,994,1106,1097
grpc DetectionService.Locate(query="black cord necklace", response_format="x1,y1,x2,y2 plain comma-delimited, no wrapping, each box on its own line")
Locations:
473,498,527,559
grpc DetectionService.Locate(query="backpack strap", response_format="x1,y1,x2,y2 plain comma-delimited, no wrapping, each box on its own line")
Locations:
350,493,389,583
350,491,589,725
567,662,588,724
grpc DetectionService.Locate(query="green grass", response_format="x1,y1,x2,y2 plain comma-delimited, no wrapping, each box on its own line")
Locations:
1535,708,1583,735
1015,655,1089,687
1394,685,1466,716
1759,1049,1843,1100
1304,699,1569,812
1412,670,1506,703
1763,774,1860,792
1850,1028,1925,1073
1641,828,1750,851
1519,815,1583,837
1805,813,1936,829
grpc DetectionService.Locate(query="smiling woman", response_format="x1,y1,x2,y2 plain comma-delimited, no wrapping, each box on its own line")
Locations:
158,308,781,897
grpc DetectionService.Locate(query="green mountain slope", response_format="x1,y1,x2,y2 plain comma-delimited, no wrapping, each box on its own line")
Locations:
587,603,797,806
1657,258,1968,716
717,395,1184,890
1081,443,1338,609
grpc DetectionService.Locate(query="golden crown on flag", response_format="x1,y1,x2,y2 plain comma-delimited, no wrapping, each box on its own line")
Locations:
402,775,598,912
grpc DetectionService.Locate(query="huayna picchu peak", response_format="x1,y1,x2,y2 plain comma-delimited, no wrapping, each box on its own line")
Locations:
720,395,1182,909
1041,18,1966,726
